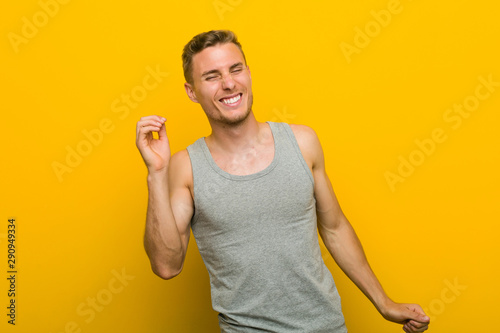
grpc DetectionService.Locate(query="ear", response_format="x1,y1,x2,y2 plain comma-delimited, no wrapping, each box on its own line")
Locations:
184,82,199,103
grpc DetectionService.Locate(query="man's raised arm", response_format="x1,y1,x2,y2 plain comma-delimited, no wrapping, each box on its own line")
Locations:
136,115,193,280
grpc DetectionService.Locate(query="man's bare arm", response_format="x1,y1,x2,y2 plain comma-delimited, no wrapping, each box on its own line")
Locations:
136,116,193,279
291,124,430,333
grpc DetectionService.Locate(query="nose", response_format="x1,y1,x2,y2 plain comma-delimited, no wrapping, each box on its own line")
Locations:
221,73,236,90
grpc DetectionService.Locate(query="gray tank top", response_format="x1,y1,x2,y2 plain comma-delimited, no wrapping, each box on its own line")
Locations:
186,122,347,333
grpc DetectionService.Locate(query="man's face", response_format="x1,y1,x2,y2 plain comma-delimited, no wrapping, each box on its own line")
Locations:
185,43,253,126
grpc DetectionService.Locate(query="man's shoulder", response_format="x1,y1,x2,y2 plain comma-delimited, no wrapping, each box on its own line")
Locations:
283,123,323,169
171,149,190,163
287,123,315,134
286,123,320,148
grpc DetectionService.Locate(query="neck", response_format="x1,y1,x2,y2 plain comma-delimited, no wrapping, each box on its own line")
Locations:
205,112,264,154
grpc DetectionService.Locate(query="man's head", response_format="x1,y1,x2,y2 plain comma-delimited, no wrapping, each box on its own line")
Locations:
182,30,253,126
182,30,247,86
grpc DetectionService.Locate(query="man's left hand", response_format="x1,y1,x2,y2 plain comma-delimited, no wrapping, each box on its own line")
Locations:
381,301,430,332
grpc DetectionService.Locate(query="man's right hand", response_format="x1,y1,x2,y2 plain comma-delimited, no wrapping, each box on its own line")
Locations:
136,115,170,174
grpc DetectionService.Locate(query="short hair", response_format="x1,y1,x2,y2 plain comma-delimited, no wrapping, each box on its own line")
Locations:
182,30,247,85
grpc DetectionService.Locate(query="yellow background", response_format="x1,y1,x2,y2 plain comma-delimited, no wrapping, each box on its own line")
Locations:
1,0,499,332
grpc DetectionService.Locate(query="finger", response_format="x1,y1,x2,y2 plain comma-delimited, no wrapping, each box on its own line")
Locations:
403,323,418,333
137,119,164,133
138,115,166,123
137,118,165,130
408,319,429,328
136,117,166,133
406,320,429,332
406,320,417,328
157,121,167,140
139,124,162,134
137,125,162,143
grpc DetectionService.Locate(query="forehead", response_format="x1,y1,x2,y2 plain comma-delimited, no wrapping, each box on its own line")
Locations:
191,43,245,76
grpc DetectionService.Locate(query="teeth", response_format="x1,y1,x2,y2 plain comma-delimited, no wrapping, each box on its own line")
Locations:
222,94,241,105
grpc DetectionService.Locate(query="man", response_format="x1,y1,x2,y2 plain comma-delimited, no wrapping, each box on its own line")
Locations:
136,30,430,332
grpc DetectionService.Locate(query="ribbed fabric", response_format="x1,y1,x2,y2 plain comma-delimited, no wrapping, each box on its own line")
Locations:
186,122,347,333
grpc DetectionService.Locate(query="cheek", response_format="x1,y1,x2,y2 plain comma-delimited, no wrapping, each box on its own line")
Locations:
236,76,251,90
198,85,218,101
244,74,252,87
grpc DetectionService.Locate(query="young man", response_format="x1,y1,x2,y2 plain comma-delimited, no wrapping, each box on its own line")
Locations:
136,30,430,333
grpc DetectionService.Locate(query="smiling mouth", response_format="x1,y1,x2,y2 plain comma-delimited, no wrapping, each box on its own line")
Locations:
220,93,242,105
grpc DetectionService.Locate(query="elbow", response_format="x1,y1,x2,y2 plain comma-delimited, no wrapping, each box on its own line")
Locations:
156,271,180,280
144,245,185,280
151,263,182,280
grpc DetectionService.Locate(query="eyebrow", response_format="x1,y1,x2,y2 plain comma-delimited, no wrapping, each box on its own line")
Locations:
201,62,244,78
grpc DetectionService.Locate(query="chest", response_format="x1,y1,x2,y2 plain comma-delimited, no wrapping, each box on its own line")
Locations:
211,142,275,176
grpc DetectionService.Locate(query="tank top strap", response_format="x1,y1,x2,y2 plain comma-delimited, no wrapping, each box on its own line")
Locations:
268,121,314,185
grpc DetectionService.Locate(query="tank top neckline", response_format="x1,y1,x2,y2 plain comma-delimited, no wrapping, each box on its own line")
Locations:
199,121,280,181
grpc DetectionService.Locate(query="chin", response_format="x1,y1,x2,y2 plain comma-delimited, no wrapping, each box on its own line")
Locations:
221,111,250,125
218,106,252,125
